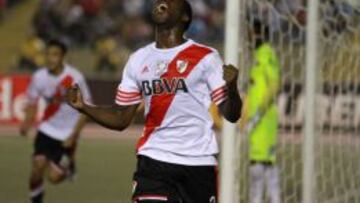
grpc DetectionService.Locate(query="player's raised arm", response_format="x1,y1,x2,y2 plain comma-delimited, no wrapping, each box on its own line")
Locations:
219,64,242,123
205,51,242,123
66,84,139,131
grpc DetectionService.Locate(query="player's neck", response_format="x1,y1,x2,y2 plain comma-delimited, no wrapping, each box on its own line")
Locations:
50,64,64,76
155,26,186,49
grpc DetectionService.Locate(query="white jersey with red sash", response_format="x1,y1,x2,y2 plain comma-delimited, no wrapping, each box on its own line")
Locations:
116,40,227,166
27,65,91,141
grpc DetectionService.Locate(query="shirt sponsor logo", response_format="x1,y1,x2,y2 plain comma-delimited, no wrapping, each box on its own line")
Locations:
141,78,188,96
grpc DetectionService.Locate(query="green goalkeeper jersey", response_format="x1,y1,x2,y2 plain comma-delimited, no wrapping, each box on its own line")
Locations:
247,43,280,163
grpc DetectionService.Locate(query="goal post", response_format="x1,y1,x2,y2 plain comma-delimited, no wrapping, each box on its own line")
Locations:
219,0,240,202
303,0,320,202
221,0,360,202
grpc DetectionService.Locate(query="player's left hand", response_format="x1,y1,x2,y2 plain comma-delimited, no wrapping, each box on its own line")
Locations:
223,64,239,86
63,135,77,149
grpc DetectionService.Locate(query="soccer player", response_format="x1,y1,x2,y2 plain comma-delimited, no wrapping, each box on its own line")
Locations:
20,39,91,203
66,0,242,202
242,19,281,203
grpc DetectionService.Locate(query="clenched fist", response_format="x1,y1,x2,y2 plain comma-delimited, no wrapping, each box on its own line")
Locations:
66,84,85,111
223,64,239,86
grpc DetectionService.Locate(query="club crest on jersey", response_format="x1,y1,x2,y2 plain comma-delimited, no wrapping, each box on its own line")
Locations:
176,60,188,74
156,60,168,76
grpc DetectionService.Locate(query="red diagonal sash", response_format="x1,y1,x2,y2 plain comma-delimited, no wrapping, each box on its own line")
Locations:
43,75,74,121
136,44,213,151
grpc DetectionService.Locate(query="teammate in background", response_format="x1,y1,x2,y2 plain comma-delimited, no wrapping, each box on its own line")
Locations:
242,19,281,203
20,40,91,203
66,0,242,202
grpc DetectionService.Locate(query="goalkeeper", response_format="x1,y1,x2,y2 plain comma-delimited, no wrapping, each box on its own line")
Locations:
242,19,281,203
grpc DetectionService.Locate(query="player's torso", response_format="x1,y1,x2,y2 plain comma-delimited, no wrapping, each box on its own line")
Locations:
35,66,82,141
135,41,215,127
132,41,220,165
137,47,212,114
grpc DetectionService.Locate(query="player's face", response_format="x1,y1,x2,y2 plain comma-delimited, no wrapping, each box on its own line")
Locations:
46,46,64,72
152,0,185,28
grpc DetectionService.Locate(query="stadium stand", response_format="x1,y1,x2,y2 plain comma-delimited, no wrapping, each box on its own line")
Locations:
0,0,359,79
0,0,37,74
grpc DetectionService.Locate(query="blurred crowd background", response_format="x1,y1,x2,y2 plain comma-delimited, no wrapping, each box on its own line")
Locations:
0,0,359,79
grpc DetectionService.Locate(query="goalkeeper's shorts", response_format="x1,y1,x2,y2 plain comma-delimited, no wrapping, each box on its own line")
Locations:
132,155,217,203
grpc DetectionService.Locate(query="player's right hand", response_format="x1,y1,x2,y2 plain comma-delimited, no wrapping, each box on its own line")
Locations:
19,122,30,137
66,84,85,111
63,135,77,149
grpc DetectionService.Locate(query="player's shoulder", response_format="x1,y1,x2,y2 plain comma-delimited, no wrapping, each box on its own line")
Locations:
124,43,155,74
257,43,276,56
64,64,85,79
189,41,223,66
128,43,154,62
190,40,219,54
188,41,223,65
32,67,48,80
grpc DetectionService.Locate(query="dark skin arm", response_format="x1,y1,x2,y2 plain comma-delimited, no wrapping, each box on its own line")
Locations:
219,64,242,123
67,64,242,128
66,85,139,131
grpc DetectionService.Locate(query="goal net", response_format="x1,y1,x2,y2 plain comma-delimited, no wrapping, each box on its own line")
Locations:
231,0,360,202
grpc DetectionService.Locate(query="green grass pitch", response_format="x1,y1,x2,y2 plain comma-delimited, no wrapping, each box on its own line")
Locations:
0,136,137,203
1,134,359,203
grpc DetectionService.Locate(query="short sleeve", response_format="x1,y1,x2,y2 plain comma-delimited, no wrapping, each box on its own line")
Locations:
27,76,40,105
205,51,228,105
115,59,142,106
77,75,92,104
